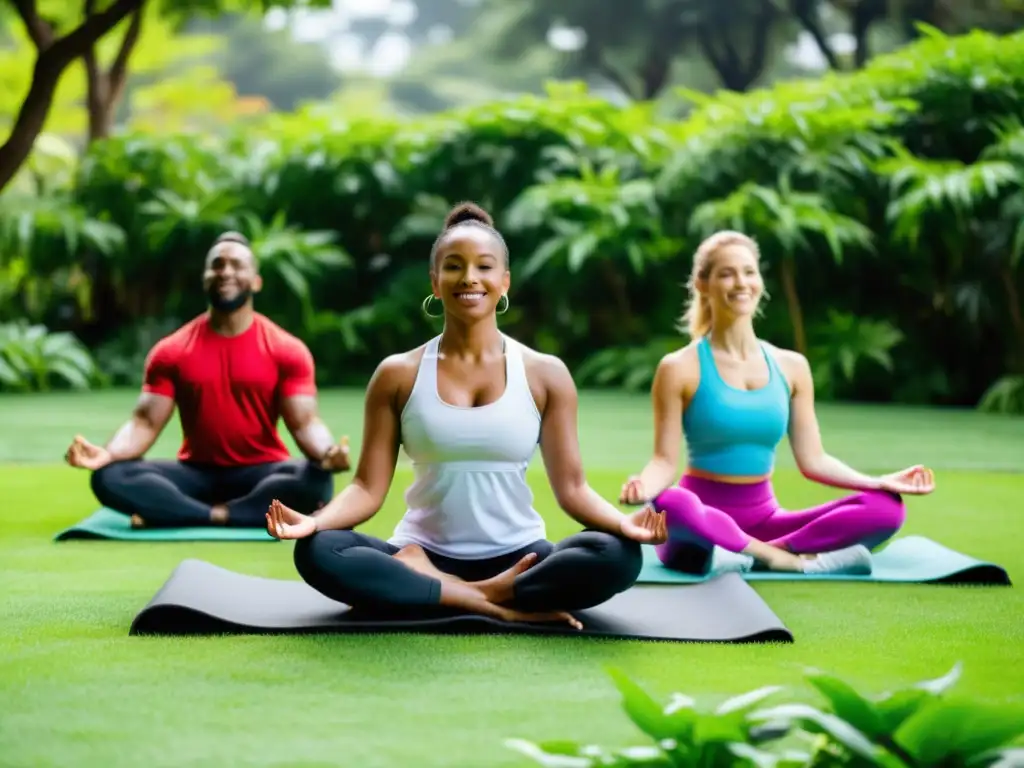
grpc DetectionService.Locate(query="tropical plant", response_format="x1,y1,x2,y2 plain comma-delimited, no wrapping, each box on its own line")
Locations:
506,664,1024,768
0,322,99,392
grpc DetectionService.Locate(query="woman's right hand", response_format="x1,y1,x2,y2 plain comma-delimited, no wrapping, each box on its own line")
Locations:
266,498,318,540
619,475,646,506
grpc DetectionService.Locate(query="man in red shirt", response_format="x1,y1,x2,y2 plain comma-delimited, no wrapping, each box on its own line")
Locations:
63,232,351,528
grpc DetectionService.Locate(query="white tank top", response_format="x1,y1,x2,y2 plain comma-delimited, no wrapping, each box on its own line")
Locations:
389,334,547,558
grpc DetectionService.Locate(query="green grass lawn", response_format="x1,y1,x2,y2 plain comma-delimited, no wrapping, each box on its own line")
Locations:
1,389,1022,767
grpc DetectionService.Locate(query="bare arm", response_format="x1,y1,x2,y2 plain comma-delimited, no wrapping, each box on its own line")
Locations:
635,354,686,499
280,395,337,462
787,352,881,491
309,358,403,531
104,393,175,460
536,356,628,535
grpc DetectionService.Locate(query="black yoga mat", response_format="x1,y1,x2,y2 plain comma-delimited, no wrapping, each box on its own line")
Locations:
129,559,794,643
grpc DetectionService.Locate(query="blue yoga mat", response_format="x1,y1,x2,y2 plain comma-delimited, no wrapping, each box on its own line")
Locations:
637,536,1011,585
54,508,278,542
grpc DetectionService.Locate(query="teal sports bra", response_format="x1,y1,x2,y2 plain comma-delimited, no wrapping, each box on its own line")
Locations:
682,336,791,476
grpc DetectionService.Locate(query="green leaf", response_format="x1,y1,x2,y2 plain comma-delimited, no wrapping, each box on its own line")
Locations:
895,698,1024,765
805,673,885,738
567,231,600,273
692,712,747,744
750,704,879,762
605,668,680,741
520,236,566,281
914,661,963,696
503,738,594,767
874,689,933,733
716,686,785,716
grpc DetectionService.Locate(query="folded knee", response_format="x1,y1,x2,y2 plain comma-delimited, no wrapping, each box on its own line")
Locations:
652,487,701,526
89,461,131,500
861,489,907,530
293,529,360,579
577,531,643,587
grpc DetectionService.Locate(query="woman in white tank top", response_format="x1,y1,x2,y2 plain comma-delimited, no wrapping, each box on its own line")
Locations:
266,202,666,628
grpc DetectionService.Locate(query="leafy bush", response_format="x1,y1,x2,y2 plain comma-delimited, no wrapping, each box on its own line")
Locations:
506,664,1024,767
4,28,1024,411
0,322,100,392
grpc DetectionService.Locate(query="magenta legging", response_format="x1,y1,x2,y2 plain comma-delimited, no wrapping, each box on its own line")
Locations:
652,475,906,564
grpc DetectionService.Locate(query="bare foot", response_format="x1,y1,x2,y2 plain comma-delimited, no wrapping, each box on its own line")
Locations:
472,552,542,604
487,604,584,631
130,514,146,529
210,504,229,525
395,544,461,583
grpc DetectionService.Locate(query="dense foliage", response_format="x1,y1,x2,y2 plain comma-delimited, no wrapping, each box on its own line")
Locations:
507,662,1024,767
2,26,1023,412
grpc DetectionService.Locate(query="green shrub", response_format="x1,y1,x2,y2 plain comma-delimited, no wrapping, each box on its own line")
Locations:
506,664,1024,767
0,322,100,393
4,29,1024,410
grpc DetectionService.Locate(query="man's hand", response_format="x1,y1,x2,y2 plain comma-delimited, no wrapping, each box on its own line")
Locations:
65,435,113,471
320,436,351,473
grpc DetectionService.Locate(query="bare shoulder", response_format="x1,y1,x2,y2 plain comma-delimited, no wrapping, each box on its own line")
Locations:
515,342,574,416
374,346,426,390
370,344,430,414
761,342,811,388
520,344,572,385
653,341,701,395
661,342,699,374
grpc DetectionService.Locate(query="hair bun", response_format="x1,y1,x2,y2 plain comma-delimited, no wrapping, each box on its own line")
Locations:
444,202,493,229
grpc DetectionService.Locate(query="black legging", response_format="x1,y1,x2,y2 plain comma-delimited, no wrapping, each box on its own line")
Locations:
90,458,334,527
293,529,643,614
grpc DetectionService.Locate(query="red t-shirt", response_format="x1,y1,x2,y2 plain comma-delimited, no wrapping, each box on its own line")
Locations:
142,313,317,466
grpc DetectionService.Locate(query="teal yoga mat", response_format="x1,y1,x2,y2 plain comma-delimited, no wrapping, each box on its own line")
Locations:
54,508,278,542
637,536,1011,585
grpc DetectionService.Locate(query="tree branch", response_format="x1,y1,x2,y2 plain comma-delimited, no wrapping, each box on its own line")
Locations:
0,0,145,192
109,6,143,92
740,0,777,85
51,0,145,67
10,0,55,50
790,0,840,69
848,0,886,68
582,44,639,100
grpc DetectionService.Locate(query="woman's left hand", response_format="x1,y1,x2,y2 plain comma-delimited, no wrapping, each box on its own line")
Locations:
619,506,668,544
877,465,935,495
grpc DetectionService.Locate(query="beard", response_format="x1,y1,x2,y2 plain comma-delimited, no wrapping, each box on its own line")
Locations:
206,286,252,312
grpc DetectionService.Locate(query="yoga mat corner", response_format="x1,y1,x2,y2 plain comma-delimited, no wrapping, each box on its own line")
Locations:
54,508,278,543
637,535,1011,586
129,559,795,644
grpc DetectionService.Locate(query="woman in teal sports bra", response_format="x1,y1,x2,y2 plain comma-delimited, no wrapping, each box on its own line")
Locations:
620,230,936,575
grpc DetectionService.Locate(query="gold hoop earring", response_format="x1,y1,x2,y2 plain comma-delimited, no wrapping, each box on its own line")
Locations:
496,293,509,315
421,294,443,318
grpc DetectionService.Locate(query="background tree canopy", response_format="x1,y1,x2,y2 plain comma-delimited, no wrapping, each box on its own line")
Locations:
1,3,1023,415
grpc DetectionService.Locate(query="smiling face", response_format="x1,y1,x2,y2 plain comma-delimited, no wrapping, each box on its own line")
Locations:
431,224,510,321
203,241,262,312
699,242,764,322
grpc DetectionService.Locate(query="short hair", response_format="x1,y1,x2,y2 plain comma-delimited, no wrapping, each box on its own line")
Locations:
429,201,509,270
208,231,257,267
215,231,250,247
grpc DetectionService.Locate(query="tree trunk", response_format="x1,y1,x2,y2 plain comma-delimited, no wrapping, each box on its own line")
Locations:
698,1,776,92
0,0,145,193
790,0,840,69
851,0,886,68
85,6,143,143
0,55,67,192
780,255,807,355
1000,265,1024,371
